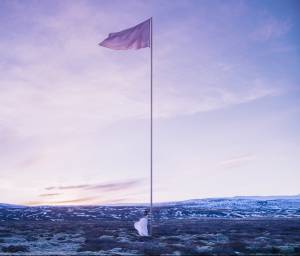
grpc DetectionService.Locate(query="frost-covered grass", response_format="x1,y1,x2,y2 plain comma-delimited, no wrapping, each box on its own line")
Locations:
1,199,300,223
0,218,299,255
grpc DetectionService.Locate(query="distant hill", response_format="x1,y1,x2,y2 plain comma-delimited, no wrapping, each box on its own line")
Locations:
0,203,25,208
1,195,300,221
232,195,300,200
157,194,300,206
1,194,300,208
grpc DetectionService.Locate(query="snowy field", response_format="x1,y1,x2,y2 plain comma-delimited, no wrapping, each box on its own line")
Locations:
0,198,300,255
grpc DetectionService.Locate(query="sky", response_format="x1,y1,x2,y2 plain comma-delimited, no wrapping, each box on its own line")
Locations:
0,0,299,206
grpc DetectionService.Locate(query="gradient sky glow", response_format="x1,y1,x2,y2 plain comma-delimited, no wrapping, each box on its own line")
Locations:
0,0,300,205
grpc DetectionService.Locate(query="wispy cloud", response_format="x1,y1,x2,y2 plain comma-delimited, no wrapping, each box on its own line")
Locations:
39,193,61,197
251,18,292,41
219,154,256,169
47,197,96,205
96,198,131,205
25,196,131,206
36,180,145,206
46,185,89,190
45,179,143,192
87,179,142,191
25,196,97,206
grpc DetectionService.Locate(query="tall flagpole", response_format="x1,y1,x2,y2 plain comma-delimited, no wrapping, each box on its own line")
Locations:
149,17,153,236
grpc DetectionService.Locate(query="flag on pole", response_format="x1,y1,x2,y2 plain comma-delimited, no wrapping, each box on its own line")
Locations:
99,19,150,50
99,17,153,236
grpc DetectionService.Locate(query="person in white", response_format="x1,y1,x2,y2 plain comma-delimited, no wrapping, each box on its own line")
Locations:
134,210,149,236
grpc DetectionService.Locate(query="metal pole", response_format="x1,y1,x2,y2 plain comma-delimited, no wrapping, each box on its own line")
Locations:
149,17,153,236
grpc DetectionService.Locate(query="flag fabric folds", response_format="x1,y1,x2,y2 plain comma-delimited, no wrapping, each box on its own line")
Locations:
99,19,150,50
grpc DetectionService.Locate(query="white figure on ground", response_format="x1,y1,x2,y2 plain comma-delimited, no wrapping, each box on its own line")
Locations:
134,210,149,236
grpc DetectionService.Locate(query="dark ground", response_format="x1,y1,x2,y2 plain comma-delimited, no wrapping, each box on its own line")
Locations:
0,218,300,255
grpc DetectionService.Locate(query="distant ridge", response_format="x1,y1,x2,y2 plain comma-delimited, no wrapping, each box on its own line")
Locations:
0,203,25,208
99,194,300,206
232,194,300,200
1,194,299,208
184,194,300,202
163,194,300,205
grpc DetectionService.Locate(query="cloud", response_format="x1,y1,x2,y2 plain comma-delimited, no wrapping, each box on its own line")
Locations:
95,198,131,205
48,197,96,205
46,185,90,190
45,187,56,191
45,179,143,192
87,179,142,191
39,193,61,197
157,79,280,118
219,154,256,169
25,196,97,206
251,18,292,41
25,196,131,206
24,178,145,205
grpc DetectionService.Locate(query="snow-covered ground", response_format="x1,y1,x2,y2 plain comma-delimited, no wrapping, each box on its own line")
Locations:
1,197,300,222
0,198,299,255
0,218,299,255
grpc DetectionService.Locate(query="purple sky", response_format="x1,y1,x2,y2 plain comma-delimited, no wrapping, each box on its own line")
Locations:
0,0,299,205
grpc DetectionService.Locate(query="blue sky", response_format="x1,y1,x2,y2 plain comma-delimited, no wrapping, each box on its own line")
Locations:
0,0,299,205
